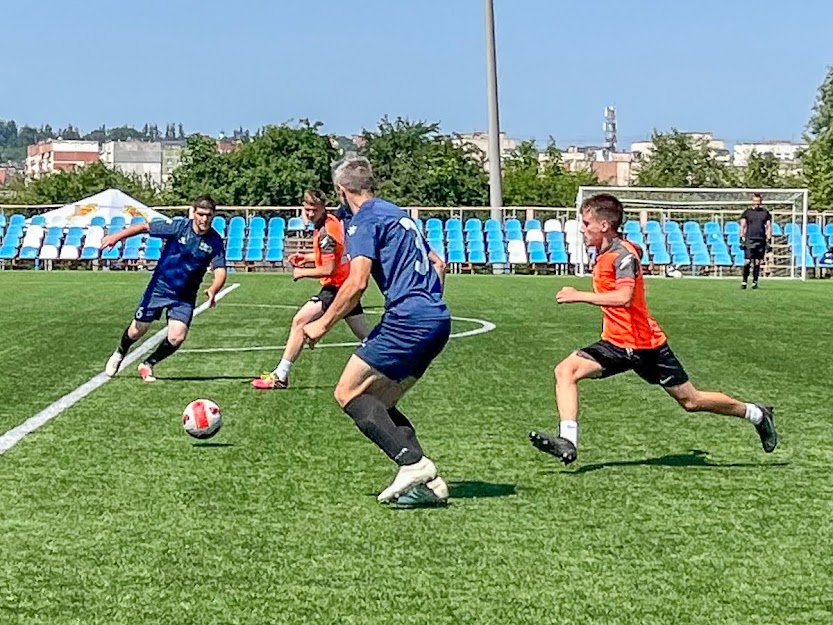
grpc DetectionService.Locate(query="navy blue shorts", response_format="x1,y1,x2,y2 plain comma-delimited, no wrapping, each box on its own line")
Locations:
356,315,451,383
135,289,195,326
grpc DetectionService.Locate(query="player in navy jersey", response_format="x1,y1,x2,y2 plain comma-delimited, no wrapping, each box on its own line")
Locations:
303,157,450,505
102,195,227,382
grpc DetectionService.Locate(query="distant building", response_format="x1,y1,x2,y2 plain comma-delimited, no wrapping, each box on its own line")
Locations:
100,141,163,187
631,132,731,164
551,145,634,186
25,140,100,177
162,141,186,187
733,140,806,167
454,131,519,161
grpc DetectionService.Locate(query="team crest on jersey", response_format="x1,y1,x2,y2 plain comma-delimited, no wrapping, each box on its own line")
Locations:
348,225,357,236
198,241,213,253
178,236,187,245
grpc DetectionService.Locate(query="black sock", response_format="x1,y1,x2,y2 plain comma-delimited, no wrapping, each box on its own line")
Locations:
388,406,420,449
752,264,761,283
145,339,179,367
742,264,751,282
117,327,137,356
344,395,423,465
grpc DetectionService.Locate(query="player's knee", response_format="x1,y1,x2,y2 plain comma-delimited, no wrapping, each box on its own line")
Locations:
167,329,187,346
554,360,578,384
677,393,701,412
334,383,355,409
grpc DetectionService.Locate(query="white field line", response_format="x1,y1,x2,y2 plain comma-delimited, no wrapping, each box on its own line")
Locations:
0,283,241,456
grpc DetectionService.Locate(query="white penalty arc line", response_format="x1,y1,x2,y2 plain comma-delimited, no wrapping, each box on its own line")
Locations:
0,283,241,456
180,303,496,354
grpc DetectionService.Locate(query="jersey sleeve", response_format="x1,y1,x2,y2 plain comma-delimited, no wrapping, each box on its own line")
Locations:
148,219,181,239
739,209,751,223
613,249,639,287
764,209,773,224
318,221,343,260
210,238,226,270
347,219,379,261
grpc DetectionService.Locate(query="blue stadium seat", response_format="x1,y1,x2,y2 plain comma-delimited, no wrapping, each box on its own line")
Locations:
130,216,146,226
641,249,650,265
706,232,724,245
0,246,16,259
529,247,547,263
646,231,664,244
19,246,38,260
504,218,522,233
627,233,645,246
683,221,701,234
714,253,732,266
429,243,446,261
811,244,827,258
507,230,523,241
489,249,507,263
672,252,691,265
703,222,721,235
546,231,564,243
226,248,243,262
212,216,226,236
31,215,46,227
685,232,705,245
447,240,464,253
652,251,671,264
689,242,708,255
447,249,466,263
465,229,484,244
727,233,741,245
268,217,286,233
487,240,505,254
122,248,141,260
446,229,463,242
228,215,246,232
9,214,25,228
692,252,711,266
524,219,542,232
771,223,783,236
808,233,826,247
101,244,122,260
546,249,567,264
824,223,833,237
266,248,284,262
445,218,462,232
644,220,661,233
669,242,688,255
807,223,821,235
109,216,126,229
249,216,266,233
245,248,263,262
467,239,485,252
794,252,815,268
425,218,443,233
468,250,487,264
486,230,504,243
724,222,740,235
664,221,681,233
784,223,799,235
465,218,482,233
623,221,641,234
484,218,501,233
286,217,304,232
80,246,99,260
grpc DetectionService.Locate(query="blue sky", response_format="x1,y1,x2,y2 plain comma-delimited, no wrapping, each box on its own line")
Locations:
1,0,829,147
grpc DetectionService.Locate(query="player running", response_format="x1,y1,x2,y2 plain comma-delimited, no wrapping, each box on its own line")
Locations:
252,189,370,390
302,156,450,506
529,193,777,464
103,195,227,382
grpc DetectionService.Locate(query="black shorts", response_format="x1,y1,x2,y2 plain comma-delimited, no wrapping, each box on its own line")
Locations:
310,285,364,318
744,239,767,261
578,340,689,388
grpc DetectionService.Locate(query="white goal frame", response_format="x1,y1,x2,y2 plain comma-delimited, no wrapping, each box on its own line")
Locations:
575,186,810,280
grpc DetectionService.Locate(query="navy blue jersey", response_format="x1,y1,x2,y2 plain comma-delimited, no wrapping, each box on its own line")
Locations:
347,198,448,320
146,219,226,303
335,203,353,229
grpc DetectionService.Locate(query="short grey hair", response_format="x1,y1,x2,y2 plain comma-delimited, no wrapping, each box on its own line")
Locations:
332,156,375,193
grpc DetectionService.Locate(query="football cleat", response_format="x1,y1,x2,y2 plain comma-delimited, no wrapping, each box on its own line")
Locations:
105,350,124,377
251,372,288,390
377,456,437,503
529,431,578,465
137,363,157,383
397,476,449,506
754,405,777,453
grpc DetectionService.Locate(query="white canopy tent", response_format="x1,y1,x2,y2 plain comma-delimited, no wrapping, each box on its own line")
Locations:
37,189,170,228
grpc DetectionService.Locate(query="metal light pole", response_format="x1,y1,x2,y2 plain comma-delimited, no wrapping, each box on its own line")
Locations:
484,0,503,221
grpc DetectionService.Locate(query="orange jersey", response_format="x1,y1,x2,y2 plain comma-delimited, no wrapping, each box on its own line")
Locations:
314,214,350,287
593,238,667,349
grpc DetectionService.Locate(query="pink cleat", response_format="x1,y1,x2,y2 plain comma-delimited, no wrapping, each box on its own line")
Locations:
137,363,157,383
251,373,288,390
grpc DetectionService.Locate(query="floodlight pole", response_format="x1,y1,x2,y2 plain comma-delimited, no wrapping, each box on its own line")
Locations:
484,0,503,221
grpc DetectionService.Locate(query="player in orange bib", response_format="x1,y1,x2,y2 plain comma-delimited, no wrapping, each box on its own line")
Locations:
529,193,778,464
252,189,369,389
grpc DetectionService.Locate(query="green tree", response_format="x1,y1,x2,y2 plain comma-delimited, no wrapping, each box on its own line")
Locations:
743,151,785,188
636,130,738,188
359,117,488,206
802,66,833,208
503,140,598,206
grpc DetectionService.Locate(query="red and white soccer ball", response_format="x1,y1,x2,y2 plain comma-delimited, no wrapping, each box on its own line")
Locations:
182,399,223,439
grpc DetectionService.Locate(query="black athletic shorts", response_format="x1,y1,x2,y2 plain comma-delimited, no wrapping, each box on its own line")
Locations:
310,285,364,318
744,238,767,261
578,340,689,388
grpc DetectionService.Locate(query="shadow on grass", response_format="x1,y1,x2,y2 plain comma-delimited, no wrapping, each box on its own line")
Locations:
449,481,517,499
566,449,790,475
192,442,234,448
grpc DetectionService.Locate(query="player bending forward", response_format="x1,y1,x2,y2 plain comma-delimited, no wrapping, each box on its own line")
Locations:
103,195,226,382
529,193,777,464
303,156,450,505
253,189,370,390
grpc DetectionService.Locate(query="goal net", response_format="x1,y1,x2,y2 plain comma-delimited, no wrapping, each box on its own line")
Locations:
574,186,810,280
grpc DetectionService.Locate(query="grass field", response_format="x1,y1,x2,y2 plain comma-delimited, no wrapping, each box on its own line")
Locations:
1,272,832,624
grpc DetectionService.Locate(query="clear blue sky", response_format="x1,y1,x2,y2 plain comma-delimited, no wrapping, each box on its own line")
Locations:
2,0,829,147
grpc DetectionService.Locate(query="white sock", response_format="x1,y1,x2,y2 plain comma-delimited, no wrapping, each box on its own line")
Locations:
274,359,293,381
744,403,763,425
559,420,579,446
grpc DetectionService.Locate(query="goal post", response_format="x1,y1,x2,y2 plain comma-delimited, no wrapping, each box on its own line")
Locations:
574,186,810,280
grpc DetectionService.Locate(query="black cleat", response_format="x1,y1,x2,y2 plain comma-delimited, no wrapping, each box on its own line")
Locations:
741,282,748,290
752,282,759,290
529,431,578,465
754,405,777,453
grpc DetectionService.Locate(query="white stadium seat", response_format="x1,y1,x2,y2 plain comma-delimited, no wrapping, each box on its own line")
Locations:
39,245,59,260
59,245,80,260
525,229,544,243
507,239,528,264
543,219,562,232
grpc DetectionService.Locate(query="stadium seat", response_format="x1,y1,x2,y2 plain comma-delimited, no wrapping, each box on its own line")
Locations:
485,230,504,243
726,233,741,245
549,249,568,264
225,248,243,262
228,216,246,232
524,219,542,232
646,231,664,245
265,248,284,262
88,216,106,228
122,247,141,260
425,218,443,233
245,248,263,262
784,223,799,236
429,244,446,262
79,246,99,260
703,222,721,235
811,244,827,258
652,251,671,265
445,218,462,233
809,233,826,247
528,241,547,263
683,221,701,234
771,223,782,236
31,215,46,227
487,240,505,254
212,216,226,236
467,239,485,253
525,229,544,243
468,249,486,264
9,214,25,228
488,249,507,263
447,249,466,263
714,253,732,266
428,240,445,256
623,221,641,234
724,222,740,235
18,246,37,260
446,229,463,242
39,245,59,260
465,229,484,244
249,216,266,232
546,230,565,243
641,249,650,265
807,223,821,235
484,218,501,233
0,246,16,259
672,252,691,265
101,244,122,260
504,219,522,235
626,233,644,246
508,240,527,264
464,218,482,233
447,240,464,254
287,217,305,233
644,220,661,233
666,231,684,243
664,221,681,233
507,230,523,241
543,219,562,232
268,216,286,233
59,245,79,260
692,252,711,266
824,223,833,237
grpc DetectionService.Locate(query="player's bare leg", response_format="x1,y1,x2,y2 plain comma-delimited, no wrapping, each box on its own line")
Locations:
106,320,152,377
529,351,603,464
138,319,189,383
664,382,777,452
334,356,441,503
253,301,323,390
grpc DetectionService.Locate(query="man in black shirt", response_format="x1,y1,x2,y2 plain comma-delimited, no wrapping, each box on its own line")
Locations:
739,193,772,290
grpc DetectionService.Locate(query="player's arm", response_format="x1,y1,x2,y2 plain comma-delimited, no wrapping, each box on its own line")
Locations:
204,244,227,308
557,284,634,307
428,249,447,292
739,212,748,245
293,257,336,280
100,223,149,250
304,257,371,345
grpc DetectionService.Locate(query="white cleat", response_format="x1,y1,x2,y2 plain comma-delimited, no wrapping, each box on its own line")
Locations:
397,476,450,506
377,456,437,503
137,363,157,383
105,351,124,377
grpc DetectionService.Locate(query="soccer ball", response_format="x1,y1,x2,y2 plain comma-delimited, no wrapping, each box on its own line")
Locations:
665,264,683,279
182,399,223,439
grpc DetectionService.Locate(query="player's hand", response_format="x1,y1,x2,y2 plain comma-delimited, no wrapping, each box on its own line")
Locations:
766,240,773,253
292,267,305,282
303,319,326,349
204,288,217,308
556,286,579,304
289,253,306,267
100,234,118,250
740,237,747,250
